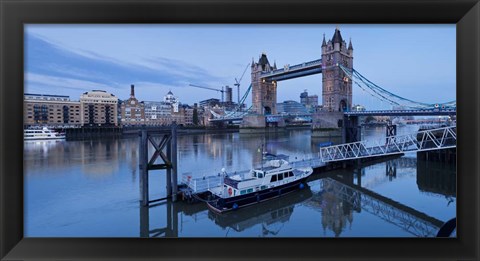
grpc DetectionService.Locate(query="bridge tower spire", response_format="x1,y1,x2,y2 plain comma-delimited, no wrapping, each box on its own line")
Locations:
251,52,277,115
321,28,353,112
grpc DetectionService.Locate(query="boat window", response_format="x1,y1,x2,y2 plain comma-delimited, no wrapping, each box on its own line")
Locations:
240,190,246,195
258,172,263,178
288,172,293,177
278,174,283,181
271,175,277,182
271,211,277,219
247,188,253,193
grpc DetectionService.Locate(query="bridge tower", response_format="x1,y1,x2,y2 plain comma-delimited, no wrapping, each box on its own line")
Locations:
251,53,278,115
321,28,353,112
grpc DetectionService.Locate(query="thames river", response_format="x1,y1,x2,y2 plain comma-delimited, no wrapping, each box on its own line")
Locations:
24,125,456,237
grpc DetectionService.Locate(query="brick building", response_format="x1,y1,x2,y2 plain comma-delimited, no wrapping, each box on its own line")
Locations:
79,90,118,127
120,85,145,126
24,93,82,128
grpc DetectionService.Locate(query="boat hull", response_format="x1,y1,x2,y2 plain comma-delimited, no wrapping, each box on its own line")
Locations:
207,177,309,213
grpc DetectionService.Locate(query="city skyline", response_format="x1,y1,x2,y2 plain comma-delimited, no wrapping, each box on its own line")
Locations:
25,24,455,110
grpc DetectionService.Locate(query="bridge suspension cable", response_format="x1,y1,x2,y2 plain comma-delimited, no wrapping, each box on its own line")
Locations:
215,83,253,119
339,64,456,110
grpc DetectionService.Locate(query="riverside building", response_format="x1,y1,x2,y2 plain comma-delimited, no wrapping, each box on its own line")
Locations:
120,85,145,126
300,90,319,113
24,93,82,128
143,90,189,126
79,90,118,127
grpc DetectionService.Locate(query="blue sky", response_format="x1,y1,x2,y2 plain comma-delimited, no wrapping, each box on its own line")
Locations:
25,24,455,110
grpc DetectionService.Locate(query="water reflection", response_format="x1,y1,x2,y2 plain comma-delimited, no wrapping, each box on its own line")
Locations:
417,160,456,197
312,177,443,237
139,173,447,238
208,188,313,236
24,127,456,237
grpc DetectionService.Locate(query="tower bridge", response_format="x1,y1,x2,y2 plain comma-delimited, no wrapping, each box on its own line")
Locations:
205,27,455,145
244,28,353,121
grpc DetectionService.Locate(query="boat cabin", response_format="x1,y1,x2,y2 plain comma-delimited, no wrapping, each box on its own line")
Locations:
219,160,299,198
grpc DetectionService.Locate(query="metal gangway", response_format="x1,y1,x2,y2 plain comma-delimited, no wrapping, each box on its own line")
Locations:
320,126,456,163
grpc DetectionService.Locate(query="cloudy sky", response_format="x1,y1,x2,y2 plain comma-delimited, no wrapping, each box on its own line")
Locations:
25,24,455,110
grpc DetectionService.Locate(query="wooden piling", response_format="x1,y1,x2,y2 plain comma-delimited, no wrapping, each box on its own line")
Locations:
171,123,178,202
166,138,172,197
138,125,179,206
140,129,149,207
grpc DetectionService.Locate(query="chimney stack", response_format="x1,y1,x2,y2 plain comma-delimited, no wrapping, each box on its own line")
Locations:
130,84,135,98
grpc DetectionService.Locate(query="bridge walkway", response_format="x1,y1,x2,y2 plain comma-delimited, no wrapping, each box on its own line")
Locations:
320,126,456,163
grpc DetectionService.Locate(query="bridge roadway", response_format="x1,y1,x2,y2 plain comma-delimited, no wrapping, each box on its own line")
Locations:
208,108,455,123
344,109,456,117
208,112,313,123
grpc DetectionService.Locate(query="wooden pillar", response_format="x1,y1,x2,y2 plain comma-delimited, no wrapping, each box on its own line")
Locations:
357,168,362,186
172,200,178,237
139,204,149,238
166,199,172,237
166,137,172,197
171,123,178,202
139,129,149,206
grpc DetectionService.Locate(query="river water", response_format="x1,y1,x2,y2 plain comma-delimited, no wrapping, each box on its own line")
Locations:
24,125,456,237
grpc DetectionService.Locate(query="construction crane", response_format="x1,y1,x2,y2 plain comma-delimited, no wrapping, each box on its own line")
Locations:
189,84,225,102
234,63,250,110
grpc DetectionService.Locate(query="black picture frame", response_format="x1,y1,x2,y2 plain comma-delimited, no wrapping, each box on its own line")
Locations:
1,0,479,260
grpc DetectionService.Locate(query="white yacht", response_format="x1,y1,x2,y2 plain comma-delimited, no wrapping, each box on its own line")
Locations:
207,157,313,213
24,127,66,140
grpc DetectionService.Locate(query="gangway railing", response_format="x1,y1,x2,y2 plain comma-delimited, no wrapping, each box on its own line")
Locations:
320,126,456,163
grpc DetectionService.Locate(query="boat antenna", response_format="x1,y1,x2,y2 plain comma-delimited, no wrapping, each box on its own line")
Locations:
261,144,264,170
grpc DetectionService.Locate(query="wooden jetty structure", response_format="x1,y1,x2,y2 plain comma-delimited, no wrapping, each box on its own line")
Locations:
139,124,178,206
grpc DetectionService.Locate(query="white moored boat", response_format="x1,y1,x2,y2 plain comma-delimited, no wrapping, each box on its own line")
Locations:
24,127,66,140
207,156,313,213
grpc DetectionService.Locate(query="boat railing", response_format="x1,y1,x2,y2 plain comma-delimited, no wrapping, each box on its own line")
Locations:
182,170,250,193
